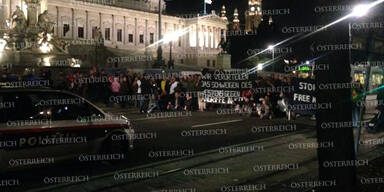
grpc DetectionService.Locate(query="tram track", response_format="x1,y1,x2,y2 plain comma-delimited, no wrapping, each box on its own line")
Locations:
28,128,315,192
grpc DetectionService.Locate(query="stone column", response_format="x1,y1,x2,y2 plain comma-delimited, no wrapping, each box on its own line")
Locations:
71,8,74,38
123,16,126,44
211,27,216,48
8,0,11,19
56,6,59,36
155,20,158,41
99,12,101,28
134,17,137,46
196,24,199,48
145,19,148,46
85,10,88,39
112,14,115,43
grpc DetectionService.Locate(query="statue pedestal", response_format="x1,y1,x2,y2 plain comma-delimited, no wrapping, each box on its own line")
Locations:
217,53,231,69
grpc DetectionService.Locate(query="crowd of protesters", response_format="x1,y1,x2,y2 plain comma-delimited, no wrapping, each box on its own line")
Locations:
1,67,206,113
1,68,294,118
239,74,294,119
58,68,206,113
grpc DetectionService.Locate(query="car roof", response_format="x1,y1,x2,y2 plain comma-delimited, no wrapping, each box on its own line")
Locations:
0,87,79,97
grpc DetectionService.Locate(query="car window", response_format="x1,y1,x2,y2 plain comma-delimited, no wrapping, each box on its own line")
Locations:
0,92,104,123
45,92,104,121
0,92,40,123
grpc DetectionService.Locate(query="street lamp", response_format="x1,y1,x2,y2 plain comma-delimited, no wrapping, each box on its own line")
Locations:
348,3,371,83
351,4,371,18
154,0,165,68
268,45,276,71
164,34,178,69
268,45,275,60
349,4,371,80
349,3,372,154
257,64,263,71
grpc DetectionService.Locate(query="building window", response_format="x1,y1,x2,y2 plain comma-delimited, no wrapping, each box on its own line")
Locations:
181,59,184,64
105,28,111,41
63,24,70,37
92,27,97,39
139,34,144,44
213,60,216,67
178,38,181,47
129,34,133,43
78,27,84,38
150,33,154,44
207,60,211,67
117,29,122,42
220,29,225,38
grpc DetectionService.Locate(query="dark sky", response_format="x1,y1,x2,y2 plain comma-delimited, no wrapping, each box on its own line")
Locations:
165,0,311,26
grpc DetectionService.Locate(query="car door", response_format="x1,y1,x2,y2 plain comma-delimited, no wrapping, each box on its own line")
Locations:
47,91,108,159
0,91,55,171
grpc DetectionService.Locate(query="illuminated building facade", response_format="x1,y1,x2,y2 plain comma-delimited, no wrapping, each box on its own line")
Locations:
245,0,262,32
0,0,228,68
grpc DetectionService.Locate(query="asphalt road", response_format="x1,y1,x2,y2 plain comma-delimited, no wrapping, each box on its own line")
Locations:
6,106,315,192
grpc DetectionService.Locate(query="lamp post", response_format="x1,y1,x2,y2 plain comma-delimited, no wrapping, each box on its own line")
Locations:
154,0,164,68
268,45,275,71
168,40,174,69
164,34,178,69
349,4,372,153
268,45,275,60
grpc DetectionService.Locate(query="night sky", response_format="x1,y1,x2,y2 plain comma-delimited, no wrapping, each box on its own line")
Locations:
165,0,383,68
165,0,306,24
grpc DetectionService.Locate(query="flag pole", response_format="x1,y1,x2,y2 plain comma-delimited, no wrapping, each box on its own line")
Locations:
204,0,207,15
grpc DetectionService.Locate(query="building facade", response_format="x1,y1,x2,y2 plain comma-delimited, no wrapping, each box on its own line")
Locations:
0,0,229,69
245,0,262,32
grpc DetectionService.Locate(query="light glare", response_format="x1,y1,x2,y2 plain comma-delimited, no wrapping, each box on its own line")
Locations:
351,4,370,17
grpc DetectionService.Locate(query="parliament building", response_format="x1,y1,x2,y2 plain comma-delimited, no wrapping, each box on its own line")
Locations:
0,0,229,69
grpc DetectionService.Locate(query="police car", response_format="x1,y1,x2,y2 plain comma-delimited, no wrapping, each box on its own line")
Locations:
0,86,134,172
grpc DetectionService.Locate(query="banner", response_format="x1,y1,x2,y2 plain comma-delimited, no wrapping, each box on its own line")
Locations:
201,69,253,104
290,78,316,115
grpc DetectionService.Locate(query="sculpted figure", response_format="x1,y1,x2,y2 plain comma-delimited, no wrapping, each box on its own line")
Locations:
94,27,104,45
38,10,54,34
11,6,26,33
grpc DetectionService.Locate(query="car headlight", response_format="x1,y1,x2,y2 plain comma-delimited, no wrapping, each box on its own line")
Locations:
120,115,131,127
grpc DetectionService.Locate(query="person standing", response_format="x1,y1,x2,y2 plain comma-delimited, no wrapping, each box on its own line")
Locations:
140,75,151,113
169,77,179,109
111,77,121,98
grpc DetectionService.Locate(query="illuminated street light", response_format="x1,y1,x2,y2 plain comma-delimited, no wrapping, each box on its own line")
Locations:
351,4,371,17
268,45,276,71
257,64,263,71
163,33,179,44
163,32,181,69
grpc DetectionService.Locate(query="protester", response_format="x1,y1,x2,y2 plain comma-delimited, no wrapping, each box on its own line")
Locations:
2,66,296,120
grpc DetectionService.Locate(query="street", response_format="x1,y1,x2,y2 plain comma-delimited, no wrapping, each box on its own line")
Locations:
5,105,315,192
10,106,384,192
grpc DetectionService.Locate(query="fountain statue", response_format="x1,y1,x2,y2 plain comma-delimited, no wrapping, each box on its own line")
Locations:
11,6,27,34
0,0,73,72
38,10,54,35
